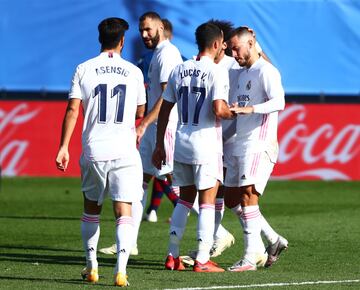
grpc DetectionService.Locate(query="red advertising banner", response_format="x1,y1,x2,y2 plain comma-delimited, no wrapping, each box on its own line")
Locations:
1,101,359,179
0,101,83,177
273,104,360,180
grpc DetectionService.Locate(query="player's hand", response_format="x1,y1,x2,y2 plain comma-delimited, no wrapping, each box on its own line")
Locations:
152,145,166,170
55,147,69,172
230,104,254,114
136,124,146,144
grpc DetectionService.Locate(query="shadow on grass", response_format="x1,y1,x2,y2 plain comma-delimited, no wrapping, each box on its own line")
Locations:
0,249,165,271
0,215,113,222
0,275,115,287
0,244,82,253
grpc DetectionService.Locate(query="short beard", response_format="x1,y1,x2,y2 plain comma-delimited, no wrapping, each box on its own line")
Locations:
144,30,160,49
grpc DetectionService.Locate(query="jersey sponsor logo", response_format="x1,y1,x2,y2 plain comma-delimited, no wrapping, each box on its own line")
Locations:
237,95,250,107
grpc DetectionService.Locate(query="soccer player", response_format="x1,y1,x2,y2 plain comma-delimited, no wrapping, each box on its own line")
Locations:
55,17,146,286
152,22,235,272
134,11,183,243
224,26,288,272
98,14,182,257
209,20,282,263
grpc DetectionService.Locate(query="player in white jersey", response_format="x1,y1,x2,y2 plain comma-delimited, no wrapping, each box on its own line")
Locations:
129,12,183,254
224,26,288,272
209,20,284,264
153,22,235,272
55,17,146,286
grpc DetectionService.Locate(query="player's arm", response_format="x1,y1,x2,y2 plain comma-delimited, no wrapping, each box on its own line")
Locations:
136,82,167,141
55,98,81,171
231,68,285,115
136,104,146,119
152,99,174,169
213,99,236,119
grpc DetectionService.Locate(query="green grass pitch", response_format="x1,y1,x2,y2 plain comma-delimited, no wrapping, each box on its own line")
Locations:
0,177,359,289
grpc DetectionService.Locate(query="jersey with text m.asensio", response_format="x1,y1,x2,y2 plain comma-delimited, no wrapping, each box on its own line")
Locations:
233,57,285,161
163,56,229,165
69,52,146,162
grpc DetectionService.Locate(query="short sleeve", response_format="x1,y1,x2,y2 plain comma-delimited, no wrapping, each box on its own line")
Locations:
212,66,229,103
158,47,182,84
135,68,146,105
68,65,83,100
162,67,177,103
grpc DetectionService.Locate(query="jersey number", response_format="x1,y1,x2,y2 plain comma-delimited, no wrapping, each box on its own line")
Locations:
93,84,126,123
178,86,206,125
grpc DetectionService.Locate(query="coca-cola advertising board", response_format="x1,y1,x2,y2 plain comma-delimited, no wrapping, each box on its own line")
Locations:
0,101,359,180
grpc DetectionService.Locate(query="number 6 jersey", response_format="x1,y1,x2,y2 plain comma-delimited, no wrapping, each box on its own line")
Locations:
163,56,229,165
69,52,146,161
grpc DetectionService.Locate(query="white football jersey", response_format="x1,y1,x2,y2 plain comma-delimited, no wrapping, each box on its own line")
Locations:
163,56,229,164
218,55,240,145
233,57,285,160
69,52,146,161
147,39,183,124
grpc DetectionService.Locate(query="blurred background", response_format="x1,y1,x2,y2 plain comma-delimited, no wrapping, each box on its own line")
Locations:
1,0,359,179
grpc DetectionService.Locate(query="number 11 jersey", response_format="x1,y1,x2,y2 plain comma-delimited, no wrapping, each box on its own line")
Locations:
69,52,146,162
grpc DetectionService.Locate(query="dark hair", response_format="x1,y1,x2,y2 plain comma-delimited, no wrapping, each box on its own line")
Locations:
139,11,161,22
207,19,234,42
162,18,173,35
195,22,222,52
229,26,254,40
98,17,129,50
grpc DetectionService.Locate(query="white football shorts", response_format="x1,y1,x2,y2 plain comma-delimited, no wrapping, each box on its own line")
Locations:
80,152,143,205
224,151,275,195
139,122,175,178
172,155,223,190
223,141,235,169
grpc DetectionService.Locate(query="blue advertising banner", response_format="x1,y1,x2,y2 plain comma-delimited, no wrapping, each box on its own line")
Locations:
0,0,359,95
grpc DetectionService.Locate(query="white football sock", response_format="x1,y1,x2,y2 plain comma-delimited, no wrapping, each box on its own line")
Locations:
214,198,228,240
81,213,100,269
191,194,199,215
241,206,266,264
131,181,147,249
231,203,244,227
261,214,279,245
168,199,192,257
115,216,133,275
196,204,215,264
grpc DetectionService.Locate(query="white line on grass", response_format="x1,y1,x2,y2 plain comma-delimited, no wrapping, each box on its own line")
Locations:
162,279,360,290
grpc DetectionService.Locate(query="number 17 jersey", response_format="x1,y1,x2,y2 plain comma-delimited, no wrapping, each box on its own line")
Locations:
163,56,229,165
69,52,146,162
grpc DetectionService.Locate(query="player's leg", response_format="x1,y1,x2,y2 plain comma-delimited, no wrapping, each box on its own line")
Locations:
166,184,196,270
113,201,132,287
109,154,142,286
162,174,180,207
81,196,102,283
165,162,195,270
192,159,225,272
224,154,266,271
144,177,164,222
79,156,109,283
211,176,235,258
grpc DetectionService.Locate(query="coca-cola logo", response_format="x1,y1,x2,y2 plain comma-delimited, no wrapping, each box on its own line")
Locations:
275,105,360,180
0,103,41,176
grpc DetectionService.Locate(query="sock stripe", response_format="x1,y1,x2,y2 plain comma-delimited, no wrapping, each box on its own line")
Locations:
242,209,261,220
81,215,100,223
215,202,223,211
116,216,133,226
178,199,193,209
200,203,215,210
